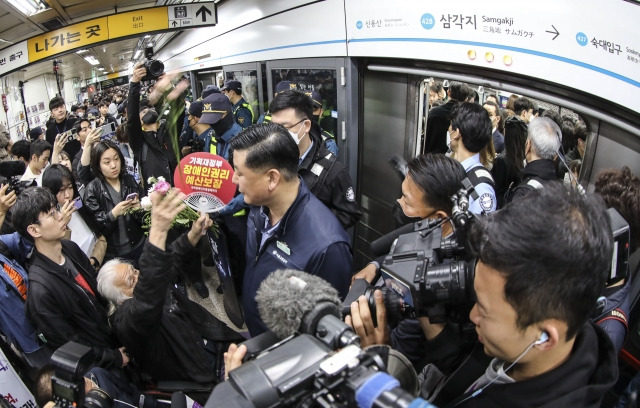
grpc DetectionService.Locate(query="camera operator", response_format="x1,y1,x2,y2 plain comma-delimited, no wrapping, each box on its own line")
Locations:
96,188,243,394
349,154,468,368
34,365,156,408
349,183,618,407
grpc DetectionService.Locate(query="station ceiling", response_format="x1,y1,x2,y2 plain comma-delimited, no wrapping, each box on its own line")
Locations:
0,0,213,82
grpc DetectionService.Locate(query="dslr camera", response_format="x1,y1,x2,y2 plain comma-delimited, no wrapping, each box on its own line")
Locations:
142,47,164,81
343,180,479,327
51,342,112,408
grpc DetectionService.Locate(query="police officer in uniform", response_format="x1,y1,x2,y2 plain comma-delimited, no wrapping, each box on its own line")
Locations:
199,93,243,160
221,80,254,129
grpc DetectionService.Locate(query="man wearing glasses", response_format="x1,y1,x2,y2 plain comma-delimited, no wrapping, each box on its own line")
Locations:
13,187,128,369
269,90,361,230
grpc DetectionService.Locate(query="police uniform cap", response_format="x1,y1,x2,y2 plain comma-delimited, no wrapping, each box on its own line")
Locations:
220,80,242,93
199,93,232,125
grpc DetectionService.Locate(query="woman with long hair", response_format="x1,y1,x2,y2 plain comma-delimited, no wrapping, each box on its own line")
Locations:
42,164,107,269
84,140,145,265
491,116,529,209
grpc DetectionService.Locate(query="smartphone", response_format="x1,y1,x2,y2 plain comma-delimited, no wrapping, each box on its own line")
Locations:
72,196,83,209
63,129,78,143
98,122,116,139
125,193,138,201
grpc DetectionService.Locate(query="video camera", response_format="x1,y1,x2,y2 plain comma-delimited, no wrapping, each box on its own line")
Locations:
50,342,112,408
207,335,432,408
343,179,479,327
142,47,164,81
0,161,36,195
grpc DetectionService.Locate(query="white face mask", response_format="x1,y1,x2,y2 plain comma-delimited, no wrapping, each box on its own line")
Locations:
289,123,306,145
563,172,571,186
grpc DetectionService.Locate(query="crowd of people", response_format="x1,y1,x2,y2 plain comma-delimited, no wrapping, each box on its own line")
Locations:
0,70,638,408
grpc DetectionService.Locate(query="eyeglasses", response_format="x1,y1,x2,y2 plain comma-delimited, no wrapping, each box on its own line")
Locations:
35,208,61,224
283,118,308,130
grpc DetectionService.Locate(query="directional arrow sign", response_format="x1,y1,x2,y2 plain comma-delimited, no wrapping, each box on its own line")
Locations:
546,25,560,40
196,6,212,23
168,2,216,28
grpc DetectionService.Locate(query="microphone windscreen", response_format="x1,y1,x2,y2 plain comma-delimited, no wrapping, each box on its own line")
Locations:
0,160,26,179
256,269,341,340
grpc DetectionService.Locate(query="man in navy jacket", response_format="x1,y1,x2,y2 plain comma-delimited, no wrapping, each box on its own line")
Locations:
229,123,353,336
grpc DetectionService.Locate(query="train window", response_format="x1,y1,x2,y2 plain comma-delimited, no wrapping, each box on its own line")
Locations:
270,68,338,138
420,77,588,181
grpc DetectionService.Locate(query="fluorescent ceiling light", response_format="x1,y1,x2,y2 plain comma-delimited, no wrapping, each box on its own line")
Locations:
84,56,100,66
76,49,89,54
10,0,50,16
97,67,105,71
133,49,142,59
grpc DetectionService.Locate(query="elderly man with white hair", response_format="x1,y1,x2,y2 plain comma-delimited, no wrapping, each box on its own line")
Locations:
97,188,243,393
505,117,562,203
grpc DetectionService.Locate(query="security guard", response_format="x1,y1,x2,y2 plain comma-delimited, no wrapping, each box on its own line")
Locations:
221,80,254,129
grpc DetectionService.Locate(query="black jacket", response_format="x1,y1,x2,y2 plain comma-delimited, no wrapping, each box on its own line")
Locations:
127,81,178,190
424,100,459,154
83,175,145,256
111,235,243,383
507,159,557,204
26,240,122,368
300,122,362,229
46,116,81,159
432,323,618,408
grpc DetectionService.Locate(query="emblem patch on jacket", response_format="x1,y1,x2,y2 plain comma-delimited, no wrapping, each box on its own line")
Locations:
480,193,494,212
346,187,355,202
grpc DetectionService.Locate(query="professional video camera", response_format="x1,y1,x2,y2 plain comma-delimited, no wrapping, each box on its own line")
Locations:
0,161,36,195
50,342,112,408
208,334,434,408
142,47,164,81
343,179,479,327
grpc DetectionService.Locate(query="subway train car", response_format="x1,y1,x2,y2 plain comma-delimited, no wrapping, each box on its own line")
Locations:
0,0,639,404
151,0,640,266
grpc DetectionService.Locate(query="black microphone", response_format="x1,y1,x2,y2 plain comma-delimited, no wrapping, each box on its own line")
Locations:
0,160,26,179
255,269,359,349
370,223,415,258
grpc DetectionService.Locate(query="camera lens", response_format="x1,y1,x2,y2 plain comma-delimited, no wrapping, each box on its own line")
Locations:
146,60,164,77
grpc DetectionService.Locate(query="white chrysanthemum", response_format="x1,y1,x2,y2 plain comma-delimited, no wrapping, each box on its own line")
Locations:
140,196,152,211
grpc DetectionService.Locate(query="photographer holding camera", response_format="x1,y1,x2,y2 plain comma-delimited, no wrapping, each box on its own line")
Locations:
127,63,188,191
348,183,618,407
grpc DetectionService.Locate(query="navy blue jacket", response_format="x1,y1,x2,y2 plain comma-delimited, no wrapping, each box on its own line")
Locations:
243,178,353,336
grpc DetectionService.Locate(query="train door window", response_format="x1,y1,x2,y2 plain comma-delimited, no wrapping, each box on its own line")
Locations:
223,62,267,119
267,58,347,159
194,69,222,99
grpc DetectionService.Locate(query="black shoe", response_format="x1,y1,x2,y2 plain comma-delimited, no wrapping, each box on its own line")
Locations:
194,282,209,298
